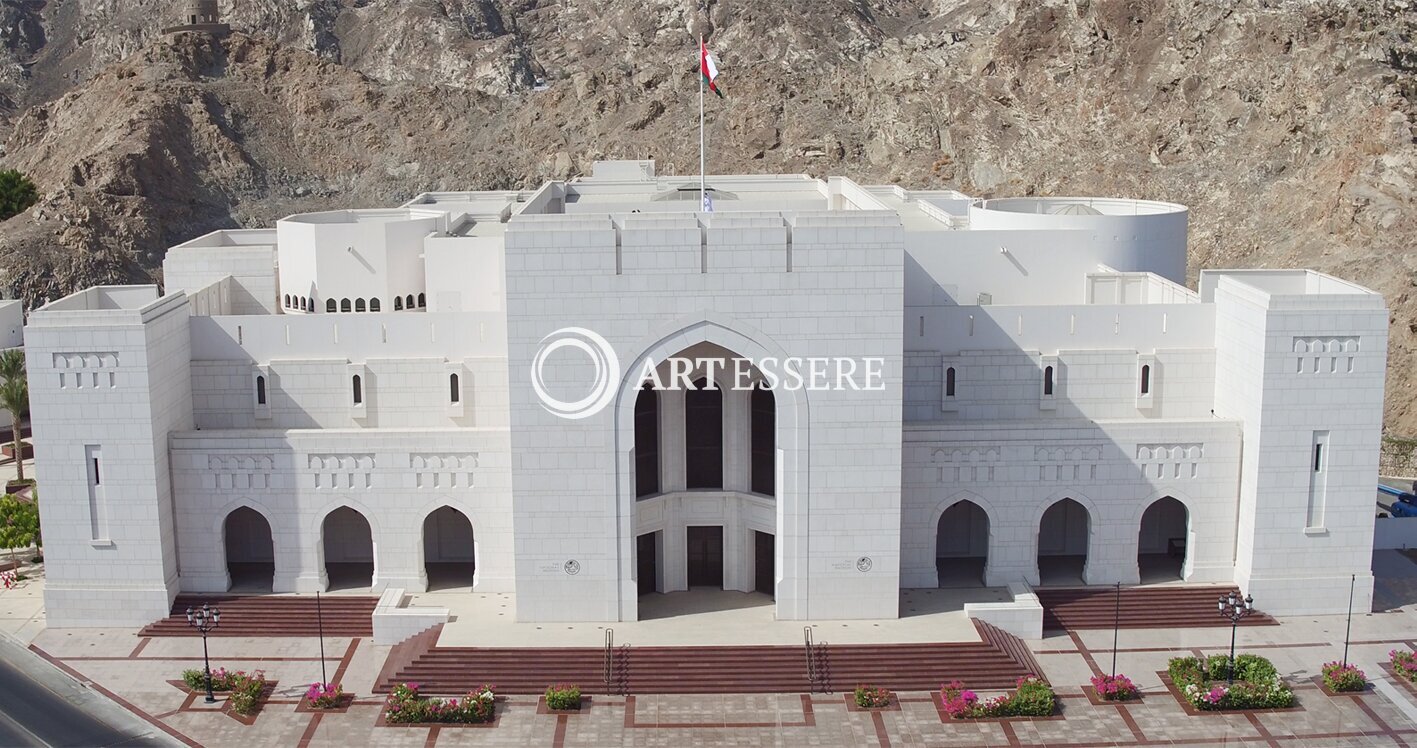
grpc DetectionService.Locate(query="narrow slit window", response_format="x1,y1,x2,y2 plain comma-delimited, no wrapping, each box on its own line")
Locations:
1140,364,1151,395
449,373,461,403
945,367,956,397
256,375,267,405
1313,443,1324,472
1043,365,1055,396
92,456,101,485
352,375,363,405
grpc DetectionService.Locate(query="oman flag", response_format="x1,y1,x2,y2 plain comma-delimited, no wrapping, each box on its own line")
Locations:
700,41,723,97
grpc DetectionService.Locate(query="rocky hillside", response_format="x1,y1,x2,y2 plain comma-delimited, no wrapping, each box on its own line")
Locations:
0,0,1415,431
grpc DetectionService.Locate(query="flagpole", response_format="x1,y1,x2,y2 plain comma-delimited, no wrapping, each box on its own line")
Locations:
699,34,706,211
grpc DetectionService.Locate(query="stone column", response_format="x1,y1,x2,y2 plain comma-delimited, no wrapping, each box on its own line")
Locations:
723,387,751,492
660,389,686,492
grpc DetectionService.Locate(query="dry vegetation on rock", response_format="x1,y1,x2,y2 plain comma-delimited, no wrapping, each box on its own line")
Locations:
0,0,1414,431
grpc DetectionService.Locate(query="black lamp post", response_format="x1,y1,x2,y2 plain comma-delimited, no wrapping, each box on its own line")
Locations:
1217,592,1254,685
185,603,222,703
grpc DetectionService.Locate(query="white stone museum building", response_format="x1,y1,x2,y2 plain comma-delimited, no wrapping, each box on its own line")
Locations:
25,161,1387,627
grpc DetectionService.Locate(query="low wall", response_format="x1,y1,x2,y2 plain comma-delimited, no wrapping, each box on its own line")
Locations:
1376,516,1417,550
963,583,1043,640
372,588,449,645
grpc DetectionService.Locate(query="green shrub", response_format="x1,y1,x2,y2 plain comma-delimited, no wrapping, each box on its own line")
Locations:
1167,654,1294,711
544,683,581,710
181,668,207,690
0,170,37,222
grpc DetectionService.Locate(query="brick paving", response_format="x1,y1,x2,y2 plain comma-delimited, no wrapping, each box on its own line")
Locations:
18,621,1417,747
10,557,1417,747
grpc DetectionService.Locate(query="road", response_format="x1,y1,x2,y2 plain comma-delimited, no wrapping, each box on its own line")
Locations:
0,643,171,747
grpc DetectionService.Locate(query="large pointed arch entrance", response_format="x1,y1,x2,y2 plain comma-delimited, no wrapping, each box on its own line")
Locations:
615,321,806,621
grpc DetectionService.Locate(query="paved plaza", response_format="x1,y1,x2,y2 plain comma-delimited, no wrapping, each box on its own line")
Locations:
7,557,1417,746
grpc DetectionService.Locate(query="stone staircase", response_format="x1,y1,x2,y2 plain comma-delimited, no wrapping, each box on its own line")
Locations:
1035,585,1279,632
375,620,1044,695
139,594,377,637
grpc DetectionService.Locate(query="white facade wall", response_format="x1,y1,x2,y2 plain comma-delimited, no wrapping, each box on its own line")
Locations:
27,287,192,626
168,428,514,594
899,420,1242,588
1209,272,1388,615
24,165,1392,628
503,209,906,623
163,233,278,315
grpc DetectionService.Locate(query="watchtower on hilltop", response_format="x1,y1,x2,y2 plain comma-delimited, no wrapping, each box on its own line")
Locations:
163,0,231,36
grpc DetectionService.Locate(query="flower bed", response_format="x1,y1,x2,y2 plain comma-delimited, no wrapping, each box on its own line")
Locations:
384,683,495,725
305,682,346,710
1321,662,1368,693
1090,674,1140,702
544,684,581,711
1166,655,1294,711
940,675,1056,719
1392,650,1417,683
853,685,893,709
176,667,270,717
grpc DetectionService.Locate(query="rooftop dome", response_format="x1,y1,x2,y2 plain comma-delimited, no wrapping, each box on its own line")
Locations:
1048,202,1103,216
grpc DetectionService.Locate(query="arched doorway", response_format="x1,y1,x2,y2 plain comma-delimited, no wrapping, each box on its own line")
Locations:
224,507,273,592
322,507,374,591
1138,497,1188,583
936,500,988,587
423,506,475,591
1037,498,1089,586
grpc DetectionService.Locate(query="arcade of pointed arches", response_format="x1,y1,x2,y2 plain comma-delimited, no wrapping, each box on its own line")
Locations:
217,501,478,593
929,493,1191,588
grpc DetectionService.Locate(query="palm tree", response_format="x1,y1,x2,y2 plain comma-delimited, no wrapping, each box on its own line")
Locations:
0,350,28,482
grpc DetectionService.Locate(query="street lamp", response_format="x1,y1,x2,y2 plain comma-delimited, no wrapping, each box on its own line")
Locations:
185,603,222,704
1217,592,1254,685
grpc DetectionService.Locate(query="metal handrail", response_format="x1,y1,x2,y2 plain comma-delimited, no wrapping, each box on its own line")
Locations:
803,627,816,689
604,628,614,691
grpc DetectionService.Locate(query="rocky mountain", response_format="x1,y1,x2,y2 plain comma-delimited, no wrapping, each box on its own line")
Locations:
0,0,1415,432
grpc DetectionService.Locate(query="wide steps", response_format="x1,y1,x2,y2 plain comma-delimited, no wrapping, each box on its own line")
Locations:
140,595,377,637
378,622,1040,695
1036,585,1279,631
